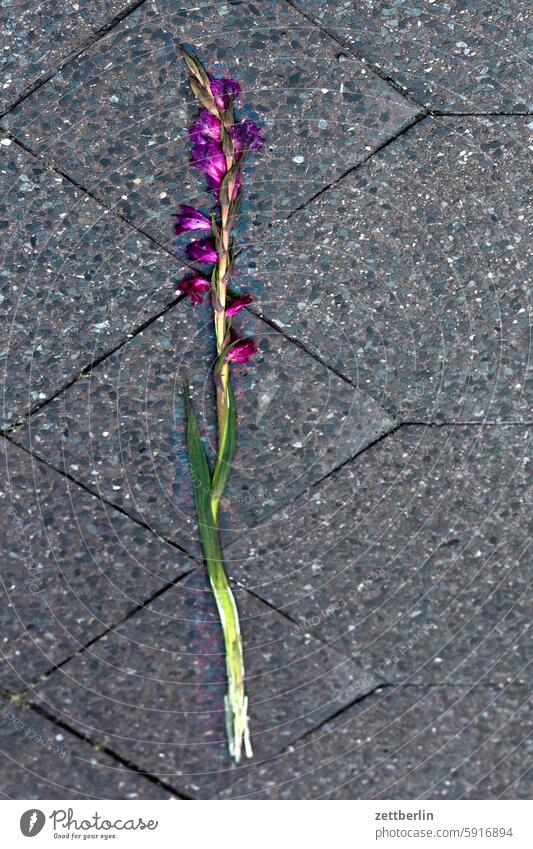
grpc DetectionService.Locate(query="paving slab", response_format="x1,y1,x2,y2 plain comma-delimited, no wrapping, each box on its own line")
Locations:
291,1,533,113
242,117,532,422
222,425,532,687
13,303,393,555
217,683,532,799
3,0,420,249
31,567,374,798
0,438,194,693
0,0,132,114
0,700,170,798
0,139,185,429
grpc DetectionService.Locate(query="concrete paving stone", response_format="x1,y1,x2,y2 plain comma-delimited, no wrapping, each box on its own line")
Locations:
31,566,374,798
4,0,420,249
0,0,131,114
0,139,186,429
13,303,393,555
222,425,532,686
0,438,194,693
242,117,532,422
0,699,170,798
291,1,533,113
217,683,532,799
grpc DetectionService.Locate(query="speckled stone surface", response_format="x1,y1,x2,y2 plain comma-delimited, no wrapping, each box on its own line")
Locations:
0,700,171,798
0,140,185,429
217,684,532,799
31,567,374,798
0,0,131,113
12,303,393,555
242,118,532,422
4,0,420,248
292,1,533,113
0,438,193,692
223,425,531,687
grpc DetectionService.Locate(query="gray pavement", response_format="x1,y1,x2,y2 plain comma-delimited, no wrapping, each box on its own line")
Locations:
1,0,531,800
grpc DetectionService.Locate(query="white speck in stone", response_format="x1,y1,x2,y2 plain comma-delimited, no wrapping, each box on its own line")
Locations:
218,5,229,14
434,657,443,664
292,441,303,449
102,431,109,437
1,138,11,146
293,155,304,164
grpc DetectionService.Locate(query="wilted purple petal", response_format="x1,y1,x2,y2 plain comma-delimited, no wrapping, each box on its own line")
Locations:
226,293,253,316
225,337,257,363
173,204,212,235
210,76,241,110
186,238,218,264
191,139,227,190
177,275,211,305
189,109,222,144
230,119,263,157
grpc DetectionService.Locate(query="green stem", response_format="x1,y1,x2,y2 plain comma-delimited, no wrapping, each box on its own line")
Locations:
203,511,252,762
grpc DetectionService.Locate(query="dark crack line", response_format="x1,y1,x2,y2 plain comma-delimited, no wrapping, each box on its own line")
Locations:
0,0,149,121
11,569,194,696
10,697,190,799
1,292,186,439
283,0,427,112
1,130,186,267
284,112,429,222
2,434,200,563
433,111,533,117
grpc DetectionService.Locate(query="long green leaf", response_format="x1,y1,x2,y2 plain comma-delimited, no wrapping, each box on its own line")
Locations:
211,382,237,508
185,389,219,563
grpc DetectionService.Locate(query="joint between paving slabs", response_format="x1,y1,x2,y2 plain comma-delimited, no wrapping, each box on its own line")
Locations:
0,692,189,799
0,0,150,121
282,0,427,112
2,433,200,563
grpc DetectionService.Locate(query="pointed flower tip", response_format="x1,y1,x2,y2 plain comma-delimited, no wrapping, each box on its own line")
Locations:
176,274,211,304
173,204,212,234
225,337,258,364
185,237,218,264
209,76,241,110
226,293,253,316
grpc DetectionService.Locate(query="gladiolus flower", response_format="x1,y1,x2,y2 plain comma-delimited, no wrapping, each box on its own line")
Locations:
230,120,263,157
226,293,253,316
173,205,212,235
189,109,221,145
186,238,218,263
177,275,211,304
210,76,241,110
191,138,227,191
225,337,257,363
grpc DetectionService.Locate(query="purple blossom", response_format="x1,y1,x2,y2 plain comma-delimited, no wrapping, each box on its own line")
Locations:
189,109,221,145
191,138,227,192
173,204,212,235
210,76,241,110
186,238,218,264
225,337,257,363
226,293,253,316
177,275,211,304
230,120,263,158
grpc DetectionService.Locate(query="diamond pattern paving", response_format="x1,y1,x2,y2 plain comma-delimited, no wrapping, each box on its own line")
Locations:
217,683,531,799
3,0,420,248
242,118,532,422
0,438,193,692
291,0,533,113
30,567,373,798
0,700,171,798
223,425,531,687
12,303,393,555
0,139,185,429
0,0,530,802
0,0,134,114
